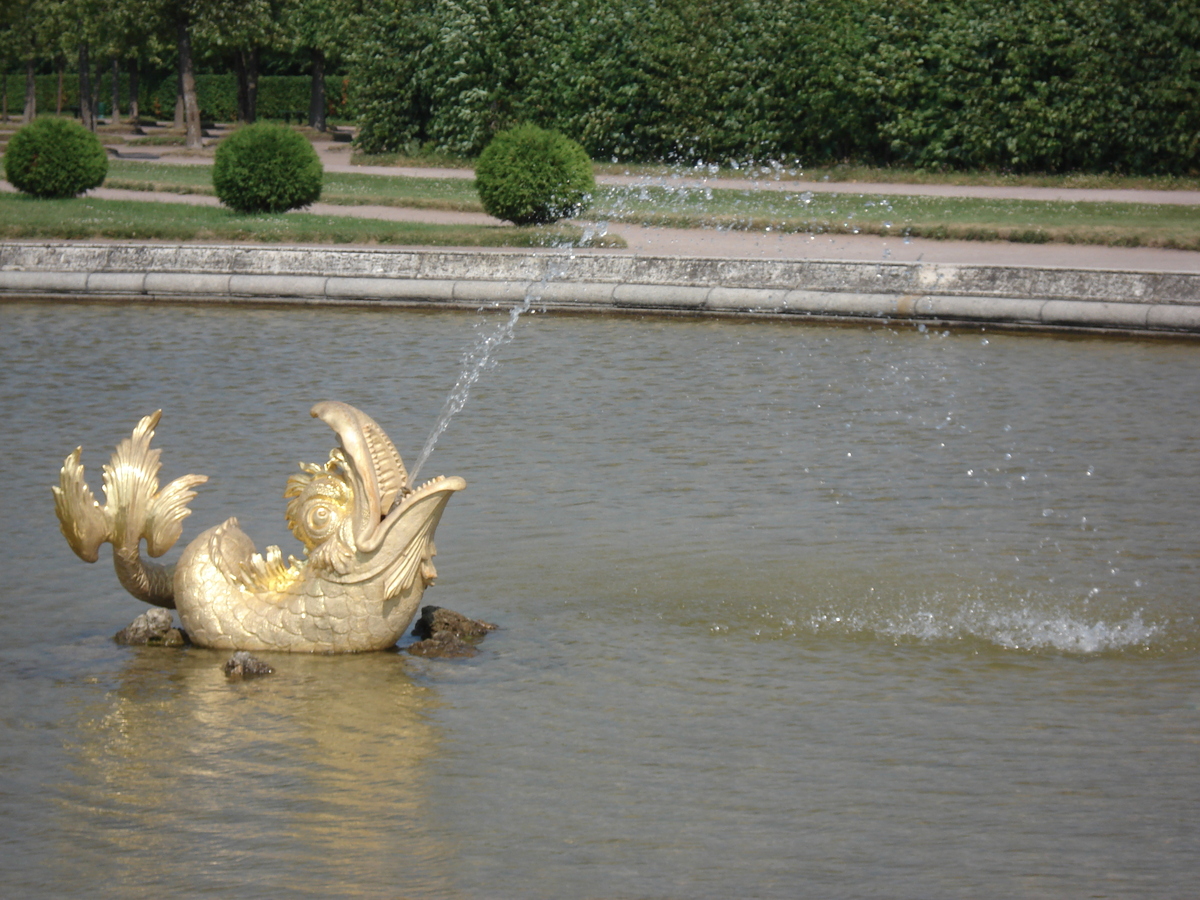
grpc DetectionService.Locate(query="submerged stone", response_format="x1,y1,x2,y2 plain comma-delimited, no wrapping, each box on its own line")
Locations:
407,632,479,659
407,606,497,658
223,651,275,679
114,608,188,646
411,605,497,641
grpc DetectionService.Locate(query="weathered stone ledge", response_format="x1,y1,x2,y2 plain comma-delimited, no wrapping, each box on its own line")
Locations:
2,241,1198,335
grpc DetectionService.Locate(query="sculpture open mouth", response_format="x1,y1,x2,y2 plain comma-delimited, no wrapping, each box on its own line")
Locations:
310,400,464,554
393,474,467,512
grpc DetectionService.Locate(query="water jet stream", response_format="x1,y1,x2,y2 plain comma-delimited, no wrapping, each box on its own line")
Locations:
407,255,572,485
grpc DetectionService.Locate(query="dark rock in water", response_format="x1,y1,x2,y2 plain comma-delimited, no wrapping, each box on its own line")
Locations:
114,608,188,646
411,605,497,641
223,651,275,679
407,632,479,659
407,606,497,658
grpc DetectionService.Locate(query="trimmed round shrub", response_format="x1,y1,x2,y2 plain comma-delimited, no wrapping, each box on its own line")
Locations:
4,117,108,199
212,123,323,214
475,125,595,225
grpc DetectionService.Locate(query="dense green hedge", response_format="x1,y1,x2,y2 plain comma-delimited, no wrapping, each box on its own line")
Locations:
140,74,353,122
349,0,1200,174
0,73,352,123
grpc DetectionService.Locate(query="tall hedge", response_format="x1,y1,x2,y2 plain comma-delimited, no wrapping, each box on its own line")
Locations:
348,0,1200,174
0,73,352,123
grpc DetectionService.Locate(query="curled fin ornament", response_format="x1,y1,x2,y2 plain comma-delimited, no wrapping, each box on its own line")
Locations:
53,402,465,652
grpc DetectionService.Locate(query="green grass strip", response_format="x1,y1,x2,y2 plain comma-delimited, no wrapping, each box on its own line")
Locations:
589,185,1200,251
591,162,1200,192
350,150,1200,191
105,159,483,211
0,192,620,247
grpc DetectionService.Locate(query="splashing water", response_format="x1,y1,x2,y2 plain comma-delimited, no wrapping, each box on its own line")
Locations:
806,601,1162,654
407,256,571,485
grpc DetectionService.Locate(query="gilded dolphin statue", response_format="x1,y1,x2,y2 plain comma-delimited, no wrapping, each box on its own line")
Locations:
53,401,465,652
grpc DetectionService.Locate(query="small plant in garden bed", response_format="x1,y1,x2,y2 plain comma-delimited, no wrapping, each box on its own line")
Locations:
475,124,595,225
4,117,108,198
212,123,323,213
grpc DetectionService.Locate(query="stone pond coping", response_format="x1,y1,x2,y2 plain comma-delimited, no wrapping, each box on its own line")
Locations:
2,241,1199,336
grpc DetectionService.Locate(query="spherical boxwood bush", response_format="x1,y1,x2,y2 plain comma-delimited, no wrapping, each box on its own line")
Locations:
475,124,595,225
4,117,108,199
212,123,323,214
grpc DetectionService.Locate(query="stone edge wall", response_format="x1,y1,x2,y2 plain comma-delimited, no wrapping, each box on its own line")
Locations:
2,242,1199,335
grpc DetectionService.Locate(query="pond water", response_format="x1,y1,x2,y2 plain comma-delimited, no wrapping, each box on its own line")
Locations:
1,299,1198,898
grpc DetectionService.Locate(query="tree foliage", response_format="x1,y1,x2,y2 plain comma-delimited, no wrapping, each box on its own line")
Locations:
6,0,1199,174
348,0,1200,174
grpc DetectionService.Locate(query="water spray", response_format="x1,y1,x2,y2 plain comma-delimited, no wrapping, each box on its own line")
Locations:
407,256,571,484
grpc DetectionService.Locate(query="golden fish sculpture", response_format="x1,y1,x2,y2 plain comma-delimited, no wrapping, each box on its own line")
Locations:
53,401,465,652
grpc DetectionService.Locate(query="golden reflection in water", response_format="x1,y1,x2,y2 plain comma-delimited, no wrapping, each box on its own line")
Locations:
55,647,452,898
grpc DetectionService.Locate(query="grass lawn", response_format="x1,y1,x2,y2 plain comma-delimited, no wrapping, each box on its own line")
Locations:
591,161,1200,192
104,159,483,211
353,149,1200,192
0,192,618,247
97,159,1200,251
588,185,1200,250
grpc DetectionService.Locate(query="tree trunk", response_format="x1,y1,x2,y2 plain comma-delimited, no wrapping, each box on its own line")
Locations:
234,52,247,122
2,73,8,123
174,44,184,129
79,42,94,130
177,18,201,148
308,48,326,132
56,56,65,114
248,48,259,123
128,57,139,124
23,57,36,122
110,58,120,125
237,48,259,124
93,57,103,124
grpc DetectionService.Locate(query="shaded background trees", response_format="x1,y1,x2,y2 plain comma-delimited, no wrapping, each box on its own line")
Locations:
4,0,1200,173
1,0,355,140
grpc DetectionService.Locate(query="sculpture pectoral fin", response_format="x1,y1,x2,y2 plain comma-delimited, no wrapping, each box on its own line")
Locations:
371,478,465,598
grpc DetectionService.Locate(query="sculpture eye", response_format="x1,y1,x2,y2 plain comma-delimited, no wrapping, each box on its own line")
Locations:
306,504,334,536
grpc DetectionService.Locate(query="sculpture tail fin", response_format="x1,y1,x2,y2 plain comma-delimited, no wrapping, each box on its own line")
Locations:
53,446,112,563
101,411,208,557
53,412,208,607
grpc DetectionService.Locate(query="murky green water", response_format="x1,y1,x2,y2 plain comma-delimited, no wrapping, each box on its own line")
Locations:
2,300,1198,898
